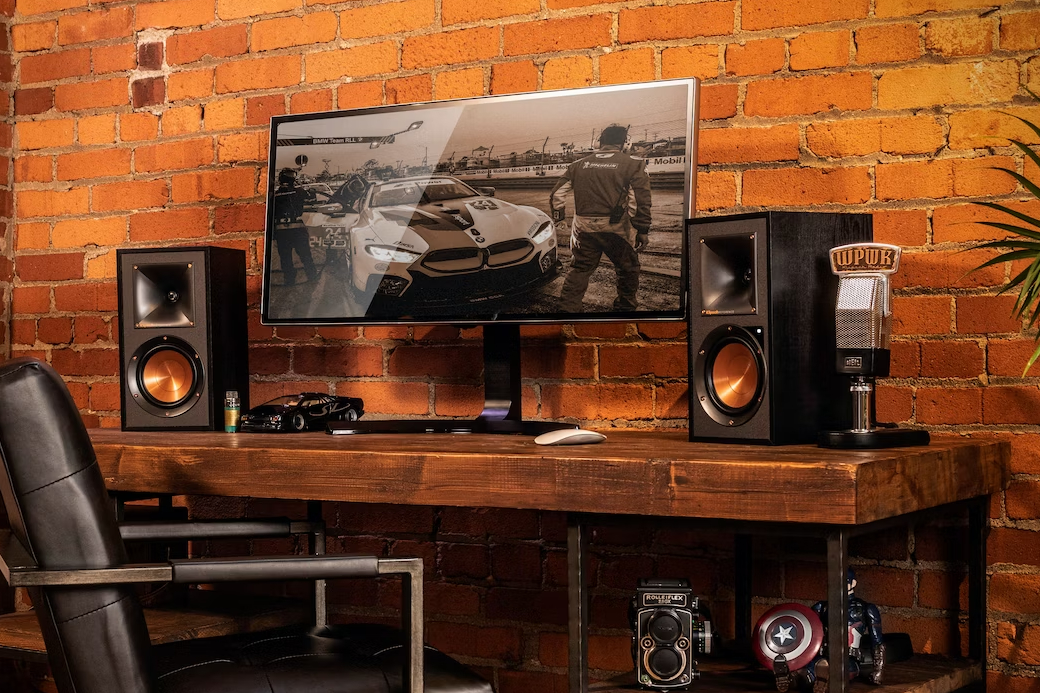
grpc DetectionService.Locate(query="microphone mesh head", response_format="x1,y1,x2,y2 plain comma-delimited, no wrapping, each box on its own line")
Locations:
835,275,888,349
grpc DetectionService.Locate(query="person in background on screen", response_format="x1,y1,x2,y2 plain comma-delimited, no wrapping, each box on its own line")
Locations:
549,123,652,312
273,167,318,286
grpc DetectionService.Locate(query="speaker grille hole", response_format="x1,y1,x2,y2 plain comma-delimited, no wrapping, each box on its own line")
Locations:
133,263,195,328
700,234,756,315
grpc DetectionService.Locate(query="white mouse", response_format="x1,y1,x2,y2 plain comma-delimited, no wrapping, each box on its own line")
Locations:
534,429,606,445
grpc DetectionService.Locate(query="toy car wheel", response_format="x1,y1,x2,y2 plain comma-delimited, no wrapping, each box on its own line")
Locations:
343,408,358,422
291,413,307,432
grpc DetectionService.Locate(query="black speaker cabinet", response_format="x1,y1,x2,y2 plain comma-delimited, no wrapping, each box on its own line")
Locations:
687,212,872,444
117,246,249,431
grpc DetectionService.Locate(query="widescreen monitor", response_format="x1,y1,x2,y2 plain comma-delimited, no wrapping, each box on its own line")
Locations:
261,79,699,326
259,79,700,434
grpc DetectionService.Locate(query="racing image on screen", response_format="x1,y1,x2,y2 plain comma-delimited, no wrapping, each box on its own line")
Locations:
261,79,698,324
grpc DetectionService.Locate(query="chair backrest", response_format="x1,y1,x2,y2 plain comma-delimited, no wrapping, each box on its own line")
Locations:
0,358,154,693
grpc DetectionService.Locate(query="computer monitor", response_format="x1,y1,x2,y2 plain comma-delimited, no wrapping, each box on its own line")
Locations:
260,79,700,435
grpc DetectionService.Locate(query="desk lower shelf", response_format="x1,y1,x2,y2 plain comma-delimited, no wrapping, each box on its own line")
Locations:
590,656,980,693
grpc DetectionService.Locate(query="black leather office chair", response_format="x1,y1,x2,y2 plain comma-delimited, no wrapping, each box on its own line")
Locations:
0,357,492,693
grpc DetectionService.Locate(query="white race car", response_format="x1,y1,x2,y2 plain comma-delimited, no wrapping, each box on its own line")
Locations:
344,176,558,304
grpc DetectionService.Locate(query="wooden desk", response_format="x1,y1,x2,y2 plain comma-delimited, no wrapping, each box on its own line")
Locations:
91,430,1010,693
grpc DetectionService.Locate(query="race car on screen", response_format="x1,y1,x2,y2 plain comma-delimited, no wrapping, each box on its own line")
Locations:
345,176,558,303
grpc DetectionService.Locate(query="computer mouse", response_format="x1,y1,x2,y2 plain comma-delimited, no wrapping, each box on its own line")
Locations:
534,429,606,445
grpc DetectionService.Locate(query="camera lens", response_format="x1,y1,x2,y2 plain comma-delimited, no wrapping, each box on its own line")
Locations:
649,647,682,678
649,612,681,643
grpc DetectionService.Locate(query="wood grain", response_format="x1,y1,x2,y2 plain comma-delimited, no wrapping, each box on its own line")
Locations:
90,430,1010,525
589,656,980,692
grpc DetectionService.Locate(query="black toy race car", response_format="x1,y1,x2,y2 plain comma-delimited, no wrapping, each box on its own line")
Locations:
240,393,364,432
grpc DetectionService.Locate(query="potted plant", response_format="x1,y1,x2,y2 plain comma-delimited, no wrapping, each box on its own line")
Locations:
971,89,1040,375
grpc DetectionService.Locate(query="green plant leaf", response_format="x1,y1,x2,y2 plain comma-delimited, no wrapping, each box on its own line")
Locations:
1004,112,1040,143
974,201,1040,231
973,221,1040,241
1010,139,1040,173
973,250,1040,272
991,167,1040,201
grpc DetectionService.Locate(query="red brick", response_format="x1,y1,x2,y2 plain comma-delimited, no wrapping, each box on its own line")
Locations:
789,30,850,71
306,43,397,83
984,386,1040,425
541,383,652,420
129,208,210,242
1007,477,1040,518
878,60,1019,110
293,346,382,377
990,573,1040,614
742,167,871,207
19,0,87,14
855,23,921,65
20,48,90,84
427,621,521,662
17,253,83,281
876,160,953,201
15,87,53,116
990,527,1040,567
168,25,247,65
74,316,110,345
136,0,214,30
745,72,872,117
88,381,121,411
895,249,1004,291
519,344,595,379
989,339,1040,378
251,12,336,52
619,3,734,43
725,38,785,76
388,344,481,378
55,77,128,111
135,137,214,173
57,148,131,181
996,622,1040,667
53,283,99,312
171,168,255,203
338,82,384,109
13,21,56,52
93,180,168,212
340,0,435,40
925,16,993,57
169,69,213,101
215,55,301,94
443,0,537,24
138,42,164,70
11,286,50,314
1001,10,1040,51
57,6,131,45
920,340,984,378
37,317,72,345
601,48,655,85
51,348,120,377
215,203,265,235
933,201,1040,244
599,344,687,378
916,387,981,425
386,74,432,104
876,385,913,423
743,0,867,30
542,55,592,90
891,296,951,335
245,95,284,126
337,381,429,415
661,45,720,81
953,156,1018,198
404,26,498,70
956,295,1021,335
491,61,537,95
132,77,165,109
504,15,612,56
872,209,928,247
701,83,738,120
94,43,136,74
699,124,799,165
918,570,966,611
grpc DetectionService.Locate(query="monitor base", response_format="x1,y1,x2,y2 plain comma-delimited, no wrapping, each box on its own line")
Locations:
327,419,578,436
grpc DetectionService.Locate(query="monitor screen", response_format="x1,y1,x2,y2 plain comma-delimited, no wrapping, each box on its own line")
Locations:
261,79,699,325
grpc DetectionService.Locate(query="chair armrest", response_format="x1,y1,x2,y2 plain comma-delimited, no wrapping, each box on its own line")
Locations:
119,518,323,541
170,554,380,583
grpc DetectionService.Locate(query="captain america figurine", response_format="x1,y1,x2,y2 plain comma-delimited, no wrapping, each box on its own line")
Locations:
753,569,885,692
808,569,886,691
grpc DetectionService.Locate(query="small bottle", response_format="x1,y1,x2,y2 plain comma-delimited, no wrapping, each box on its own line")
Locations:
224,390,241,433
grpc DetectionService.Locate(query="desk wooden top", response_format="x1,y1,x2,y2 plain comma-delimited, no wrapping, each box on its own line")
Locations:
90,430,1009,526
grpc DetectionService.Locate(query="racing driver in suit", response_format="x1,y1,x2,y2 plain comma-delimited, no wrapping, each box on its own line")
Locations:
549,123,652,312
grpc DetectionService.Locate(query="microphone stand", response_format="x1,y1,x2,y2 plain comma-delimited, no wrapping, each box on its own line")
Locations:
819,243,930,450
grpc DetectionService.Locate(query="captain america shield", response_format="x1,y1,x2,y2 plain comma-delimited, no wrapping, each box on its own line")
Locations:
752,603,825,671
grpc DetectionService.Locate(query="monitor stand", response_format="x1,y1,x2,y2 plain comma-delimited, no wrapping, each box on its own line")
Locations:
327,324,579,437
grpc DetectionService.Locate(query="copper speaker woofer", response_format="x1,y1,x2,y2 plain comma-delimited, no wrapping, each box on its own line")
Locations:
694,325,766,427
126,337,205,417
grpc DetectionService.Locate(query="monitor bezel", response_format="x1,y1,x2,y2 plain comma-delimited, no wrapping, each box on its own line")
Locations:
260,78,700,326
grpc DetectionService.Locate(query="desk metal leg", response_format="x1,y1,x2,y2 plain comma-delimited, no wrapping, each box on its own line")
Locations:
827,528,850,693
735,534,753,642
568,515,590,693
968,496,988,688
308,500,327,627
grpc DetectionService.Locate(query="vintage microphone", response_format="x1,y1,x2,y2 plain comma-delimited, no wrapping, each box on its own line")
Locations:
819,243,930,449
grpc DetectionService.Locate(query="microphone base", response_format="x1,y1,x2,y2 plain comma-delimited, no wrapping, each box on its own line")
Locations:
818,427,930,449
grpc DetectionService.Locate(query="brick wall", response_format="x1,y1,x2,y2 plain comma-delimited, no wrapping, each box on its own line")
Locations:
4,0,1040,690
0,0,11,362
